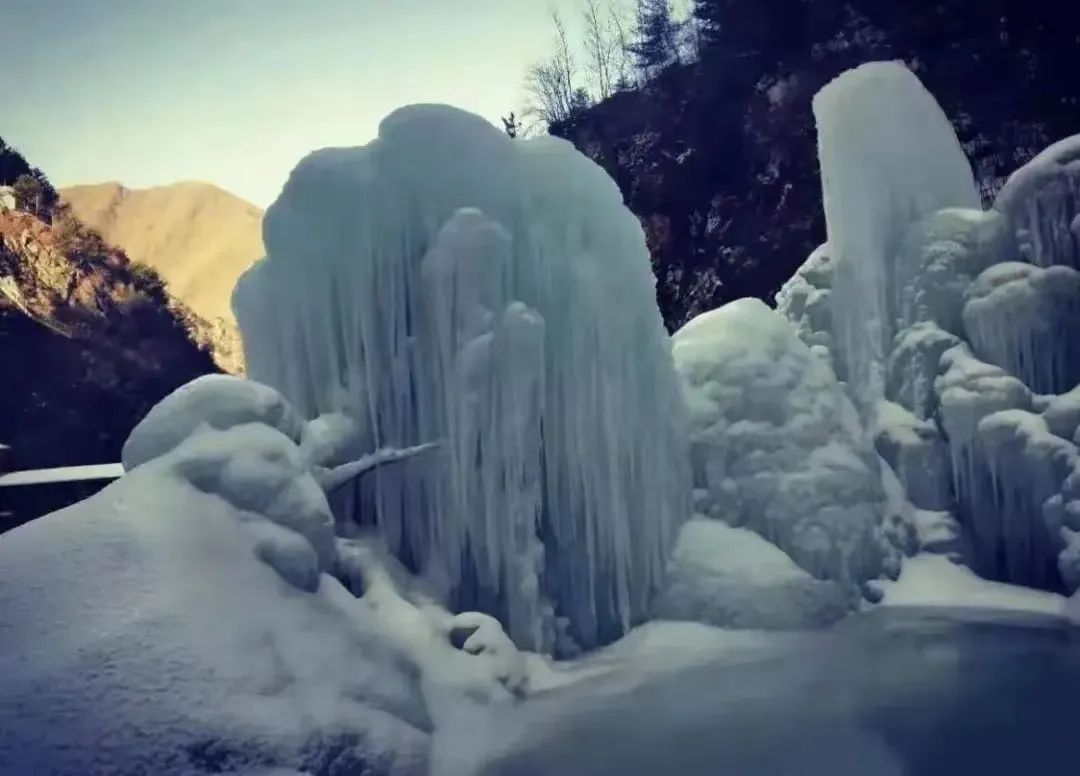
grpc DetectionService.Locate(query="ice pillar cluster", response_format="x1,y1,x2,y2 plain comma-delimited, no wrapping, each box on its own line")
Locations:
233,105,689,651
780,62,1080,593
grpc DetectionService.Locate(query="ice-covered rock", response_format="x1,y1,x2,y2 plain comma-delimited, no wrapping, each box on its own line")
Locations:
814,61,981,413
233,104,689,652
673,298,898,591
962,262,1080,394
995,134,1080,270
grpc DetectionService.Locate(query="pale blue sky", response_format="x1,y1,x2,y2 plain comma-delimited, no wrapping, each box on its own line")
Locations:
0,0,599,206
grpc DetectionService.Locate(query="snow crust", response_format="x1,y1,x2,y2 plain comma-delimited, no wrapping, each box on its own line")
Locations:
233,104,689,652
672,298,898,591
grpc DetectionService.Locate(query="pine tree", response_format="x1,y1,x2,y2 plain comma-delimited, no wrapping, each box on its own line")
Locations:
629,0,678,73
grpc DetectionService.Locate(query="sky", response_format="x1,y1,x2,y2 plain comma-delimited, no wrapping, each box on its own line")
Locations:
0,0,601,207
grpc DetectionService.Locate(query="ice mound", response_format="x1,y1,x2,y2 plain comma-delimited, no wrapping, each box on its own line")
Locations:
672,298,899,591
963,262,1080,394
652,518,854,629
233,104,689,652
996,134,1080,269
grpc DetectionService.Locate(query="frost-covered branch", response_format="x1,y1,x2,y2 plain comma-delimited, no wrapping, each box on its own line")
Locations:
316,441,442,493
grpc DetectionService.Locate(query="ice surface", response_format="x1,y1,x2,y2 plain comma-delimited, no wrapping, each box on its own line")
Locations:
652,517,853,629
672,298,898,590
996,134,1080,269
814,61,980,413
233,104,689,652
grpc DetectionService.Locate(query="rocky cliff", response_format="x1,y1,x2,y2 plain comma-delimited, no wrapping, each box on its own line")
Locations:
0,200,220,480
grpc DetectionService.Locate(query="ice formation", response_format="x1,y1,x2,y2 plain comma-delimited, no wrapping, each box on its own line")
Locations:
233,105,689,652
780,61,1080,595
671,298,900,593
813,61,982,412
962,262,1080,394
995,135,1080,269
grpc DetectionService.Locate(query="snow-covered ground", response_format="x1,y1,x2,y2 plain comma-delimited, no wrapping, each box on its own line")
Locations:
875,553,1068,617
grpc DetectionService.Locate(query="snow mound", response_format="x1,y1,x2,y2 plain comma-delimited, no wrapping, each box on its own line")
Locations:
877,554,1066,617
233,103,689,652
123,374,304,470
0,469,431,776
1,383,540,772
673,298,898,591
653,518,854,629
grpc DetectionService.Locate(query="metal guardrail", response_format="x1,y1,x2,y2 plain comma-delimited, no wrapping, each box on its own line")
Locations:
0,463,124,488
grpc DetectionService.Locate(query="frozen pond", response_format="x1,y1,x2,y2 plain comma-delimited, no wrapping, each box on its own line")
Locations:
444,607,1080,776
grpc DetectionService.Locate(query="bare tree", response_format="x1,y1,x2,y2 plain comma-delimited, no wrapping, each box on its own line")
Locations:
524,10,585,127
604,0,638,90
583,0,614,100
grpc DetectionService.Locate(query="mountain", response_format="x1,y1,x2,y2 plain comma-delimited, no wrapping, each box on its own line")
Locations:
61,181,264,371
1,140,221,524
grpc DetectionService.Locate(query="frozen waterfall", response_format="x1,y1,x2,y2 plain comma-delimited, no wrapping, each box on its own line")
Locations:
782,61,1080,594
233,105,690,652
